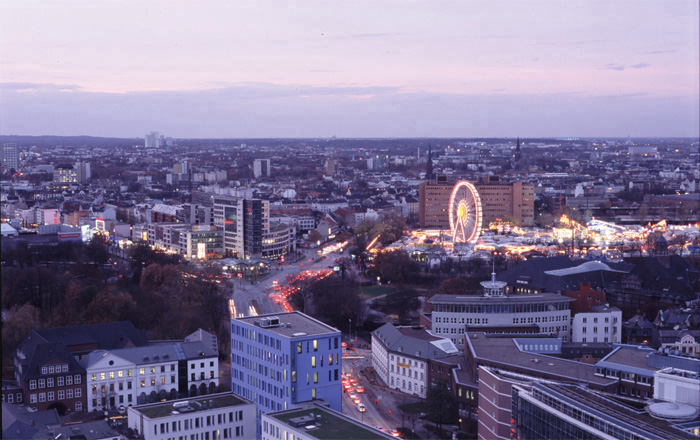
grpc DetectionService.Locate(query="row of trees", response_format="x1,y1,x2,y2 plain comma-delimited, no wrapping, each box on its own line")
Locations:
2,240,229,380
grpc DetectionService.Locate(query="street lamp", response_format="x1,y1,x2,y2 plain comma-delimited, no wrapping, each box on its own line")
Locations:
348,319,352,342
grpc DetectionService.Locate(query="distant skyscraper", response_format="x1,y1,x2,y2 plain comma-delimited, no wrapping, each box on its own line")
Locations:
2,143,19,170
514,137,522,165
145,131,160,149
253,158,271,178
425,143,433,178
76,162,91,183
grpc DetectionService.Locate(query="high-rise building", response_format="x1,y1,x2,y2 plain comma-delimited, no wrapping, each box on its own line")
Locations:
214,196,292,259
2,143,19,170
324,159,336,176
474,176,535,227
254,159,271,178
76,162,91,183
418,175,453,229
145,132,161,149
418,175,535,228
230,312,342,437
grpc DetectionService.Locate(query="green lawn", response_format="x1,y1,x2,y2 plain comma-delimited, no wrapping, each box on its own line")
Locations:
361,285,393,298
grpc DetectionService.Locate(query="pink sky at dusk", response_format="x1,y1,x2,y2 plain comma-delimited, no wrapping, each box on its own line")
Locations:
1,0,698,137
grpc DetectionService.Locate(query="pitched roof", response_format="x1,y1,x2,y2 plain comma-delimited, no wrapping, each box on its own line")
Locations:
2,402,60,438
20,342,85,380
371,324,457,360
27,321,149,354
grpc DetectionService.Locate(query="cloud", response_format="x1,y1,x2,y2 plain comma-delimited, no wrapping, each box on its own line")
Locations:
630,62,650,69
0,82,82,92
643,50,676,55
602,63,625,71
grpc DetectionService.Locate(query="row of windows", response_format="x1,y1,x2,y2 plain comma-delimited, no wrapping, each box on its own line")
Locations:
582,317,618,323
2,392,22,403
391,364,424,380
154,410,245,436
29,375,81,389
30,388,81,403
432,303,568,313
41,364,69,375
581,326,617,334
389,356,423,369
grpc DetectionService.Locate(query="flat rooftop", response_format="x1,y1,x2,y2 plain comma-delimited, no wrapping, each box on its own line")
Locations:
236,312,340,338
467,333,616,387
599,346,657,374
270,404,393,439
544,384,699,440
429,293,573,305
132,393,249,419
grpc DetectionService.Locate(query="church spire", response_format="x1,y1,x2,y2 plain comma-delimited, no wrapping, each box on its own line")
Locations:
514,136,521,164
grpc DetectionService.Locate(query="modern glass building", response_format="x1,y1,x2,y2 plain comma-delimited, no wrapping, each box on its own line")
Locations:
230,312,342,437
512,382,698,440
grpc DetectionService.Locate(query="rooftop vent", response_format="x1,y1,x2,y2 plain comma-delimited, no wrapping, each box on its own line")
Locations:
258,316,281,328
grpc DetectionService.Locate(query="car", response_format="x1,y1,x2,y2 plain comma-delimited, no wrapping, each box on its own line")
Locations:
353,397,361,404
348,393,356,399
355,386,364,393
375,426,386,432
356,403,366,412
390,429,400,437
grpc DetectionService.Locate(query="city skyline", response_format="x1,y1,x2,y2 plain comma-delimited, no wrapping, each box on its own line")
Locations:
1,0,698,138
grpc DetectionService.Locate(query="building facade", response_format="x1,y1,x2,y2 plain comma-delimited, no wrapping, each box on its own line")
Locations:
214,196,293,259
371,324,458,398
230,313,342,436
427,292,572,350
254,159,271,178
570,304,622,344
2,142,19,170
82,342,219,412
418,176,535,229
127,393,255,440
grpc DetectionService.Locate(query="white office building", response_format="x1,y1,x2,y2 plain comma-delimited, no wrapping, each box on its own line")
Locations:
127,393,255,440
81,342,218,412
427,274,573,350
570,304,622,344
371,324,457,398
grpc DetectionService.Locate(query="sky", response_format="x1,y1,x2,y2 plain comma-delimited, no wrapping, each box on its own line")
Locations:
1,0,698,138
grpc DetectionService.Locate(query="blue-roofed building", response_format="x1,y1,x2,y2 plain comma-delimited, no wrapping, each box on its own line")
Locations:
230,312,342,437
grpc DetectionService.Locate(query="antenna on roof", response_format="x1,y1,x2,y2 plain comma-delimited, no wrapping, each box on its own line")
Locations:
491,256,496,283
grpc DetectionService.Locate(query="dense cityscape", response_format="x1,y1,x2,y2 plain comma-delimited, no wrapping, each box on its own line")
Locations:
2,1,699,440
1,134,698,440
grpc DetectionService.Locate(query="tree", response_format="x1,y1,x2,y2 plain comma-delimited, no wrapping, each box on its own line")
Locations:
83,292,137,324
384,288,421,325
300,276,366,330
372,249,417,284
426,381,458,434
2,304,41,365
435,277,471,295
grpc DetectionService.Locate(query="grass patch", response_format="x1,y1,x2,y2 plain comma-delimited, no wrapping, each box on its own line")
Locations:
361,285,393,298
398,401,428,414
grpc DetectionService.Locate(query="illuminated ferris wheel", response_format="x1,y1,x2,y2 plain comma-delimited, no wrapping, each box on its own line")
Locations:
449,181,482,244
